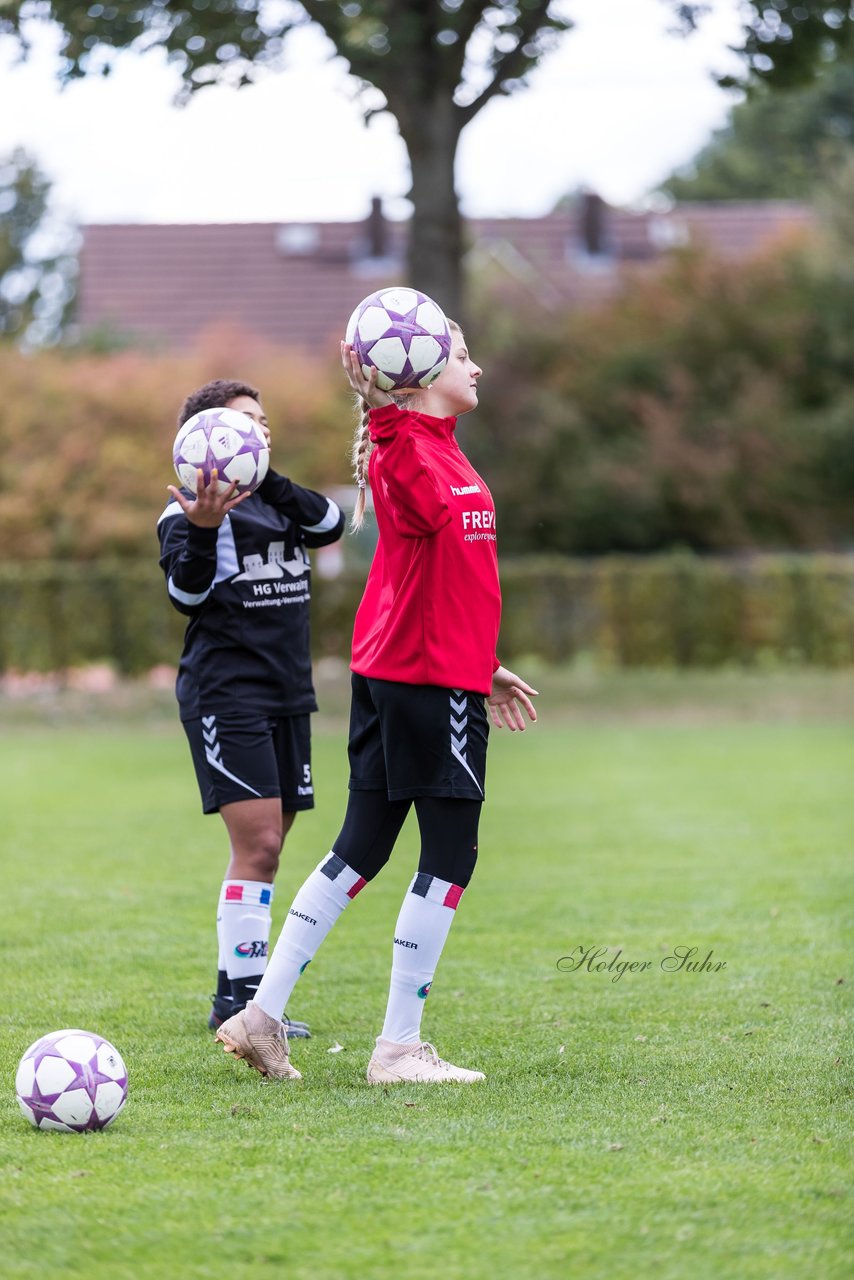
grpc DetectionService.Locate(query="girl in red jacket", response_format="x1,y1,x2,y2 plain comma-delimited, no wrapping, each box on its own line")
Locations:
215,322,537,1084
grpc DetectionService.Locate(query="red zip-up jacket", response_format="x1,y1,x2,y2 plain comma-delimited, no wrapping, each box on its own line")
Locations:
351,404,501,695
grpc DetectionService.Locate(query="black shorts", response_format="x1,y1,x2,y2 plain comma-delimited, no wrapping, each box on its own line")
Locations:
183,712,314,814
347,673,488,802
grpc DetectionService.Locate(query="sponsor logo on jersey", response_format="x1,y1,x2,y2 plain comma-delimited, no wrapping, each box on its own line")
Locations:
450,483,481,496
234,940,268,959
461,509,496,531
234,542,309,583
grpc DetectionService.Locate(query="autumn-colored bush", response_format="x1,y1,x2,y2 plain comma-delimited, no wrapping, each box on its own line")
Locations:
0,326,355,561
467,245,854,553
2,243,854,565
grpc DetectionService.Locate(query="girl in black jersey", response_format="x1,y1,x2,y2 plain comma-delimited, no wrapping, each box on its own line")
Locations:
158,379,345,1036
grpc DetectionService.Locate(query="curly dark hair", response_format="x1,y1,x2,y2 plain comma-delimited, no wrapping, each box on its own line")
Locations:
177,379,261,428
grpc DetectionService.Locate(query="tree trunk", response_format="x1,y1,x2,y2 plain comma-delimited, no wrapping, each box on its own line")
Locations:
400,99,466,325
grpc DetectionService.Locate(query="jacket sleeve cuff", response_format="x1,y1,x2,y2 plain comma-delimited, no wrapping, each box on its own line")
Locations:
184,523,219,552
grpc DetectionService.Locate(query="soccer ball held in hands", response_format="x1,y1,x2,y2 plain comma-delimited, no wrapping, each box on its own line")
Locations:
345,287,451,391
173,407,270,496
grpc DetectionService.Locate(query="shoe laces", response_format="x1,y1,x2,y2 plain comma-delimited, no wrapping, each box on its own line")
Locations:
415,1042,447,1067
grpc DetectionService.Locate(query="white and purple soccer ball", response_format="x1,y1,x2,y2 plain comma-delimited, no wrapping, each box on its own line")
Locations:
16,1029,129,1133
345,287,452,391
173,407,270,496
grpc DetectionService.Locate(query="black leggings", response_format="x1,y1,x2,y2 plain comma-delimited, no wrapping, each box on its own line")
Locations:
332,789,481,889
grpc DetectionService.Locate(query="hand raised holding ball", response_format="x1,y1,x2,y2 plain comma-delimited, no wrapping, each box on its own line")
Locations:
167,468,249,528
344,287,451,391
169,405,270,527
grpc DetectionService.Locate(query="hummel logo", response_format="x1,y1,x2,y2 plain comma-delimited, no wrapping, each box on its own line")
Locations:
450,483,481,496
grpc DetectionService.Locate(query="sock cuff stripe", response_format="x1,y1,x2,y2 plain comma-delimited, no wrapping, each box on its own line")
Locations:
443,883,464,910
321,853,368,897
221,883,273,907
410,872,464,910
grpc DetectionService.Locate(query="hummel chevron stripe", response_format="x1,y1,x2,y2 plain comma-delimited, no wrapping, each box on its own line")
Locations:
202,715,262,797
448,691,483,797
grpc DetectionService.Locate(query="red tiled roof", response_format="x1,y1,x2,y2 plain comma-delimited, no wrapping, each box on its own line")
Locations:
78,200,816,349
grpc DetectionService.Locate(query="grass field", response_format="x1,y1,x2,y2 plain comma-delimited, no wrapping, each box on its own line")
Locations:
1,669,852,1279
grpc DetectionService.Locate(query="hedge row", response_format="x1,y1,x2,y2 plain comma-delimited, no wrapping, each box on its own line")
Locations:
0,554,851,675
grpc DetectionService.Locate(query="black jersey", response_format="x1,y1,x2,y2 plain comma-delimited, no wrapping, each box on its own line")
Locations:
157,469,345,720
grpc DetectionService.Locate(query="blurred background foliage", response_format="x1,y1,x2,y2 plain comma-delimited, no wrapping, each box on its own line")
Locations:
0,332,350,561
1,223,852,563
467,232,854,555
662,59,854,200
1,28,854,669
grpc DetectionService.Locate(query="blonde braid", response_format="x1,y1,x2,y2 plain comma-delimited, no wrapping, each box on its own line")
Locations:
349,321,461,530
350,397,373,531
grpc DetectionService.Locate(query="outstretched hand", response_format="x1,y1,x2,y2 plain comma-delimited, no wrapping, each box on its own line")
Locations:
487,665,539,731
167,469,249,528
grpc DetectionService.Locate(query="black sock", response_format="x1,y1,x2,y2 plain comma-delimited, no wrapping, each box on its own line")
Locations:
230,973,263,1011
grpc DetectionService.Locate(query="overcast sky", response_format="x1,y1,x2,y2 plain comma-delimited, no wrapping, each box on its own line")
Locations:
0,0,745,226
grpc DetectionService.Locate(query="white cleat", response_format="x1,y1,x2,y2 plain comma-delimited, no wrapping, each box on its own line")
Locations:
366,1037,485,1084
215,1001,302,1081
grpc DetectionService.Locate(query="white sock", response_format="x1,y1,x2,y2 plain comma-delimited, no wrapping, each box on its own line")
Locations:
252,853,367,1019
380,872,465,1045
218,880,274,1005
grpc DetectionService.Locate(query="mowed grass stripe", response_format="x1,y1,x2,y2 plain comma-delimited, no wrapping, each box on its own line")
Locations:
1,712,851,1280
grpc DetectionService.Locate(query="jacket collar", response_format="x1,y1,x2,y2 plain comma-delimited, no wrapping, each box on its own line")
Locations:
408,411,458,440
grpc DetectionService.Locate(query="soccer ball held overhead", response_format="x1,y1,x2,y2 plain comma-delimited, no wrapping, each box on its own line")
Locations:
345,287,452,391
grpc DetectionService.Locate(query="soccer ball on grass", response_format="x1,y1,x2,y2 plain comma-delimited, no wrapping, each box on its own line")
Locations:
173,407,270,496
16,1029,129,1132
345,287,451,391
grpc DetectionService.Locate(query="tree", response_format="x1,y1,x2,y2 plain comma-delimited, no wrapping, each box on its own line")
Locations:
0,1,573,320
0,147,77,345
660,59,854,199
4,5,851,318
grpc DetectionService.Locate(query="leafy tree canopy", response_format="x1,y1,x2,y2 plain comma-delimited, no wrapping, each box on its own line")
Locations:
661,58,854,198
676,2,854,91
0,147,77,345
0,2,573,120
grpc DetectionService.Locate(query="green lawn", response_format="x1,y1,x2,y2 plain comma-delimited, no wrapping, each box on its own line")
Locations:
1,672,851,1279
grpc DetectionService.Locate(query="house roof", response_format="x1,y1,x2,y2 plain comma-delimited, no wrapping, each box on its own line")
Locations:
77,199,815,349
